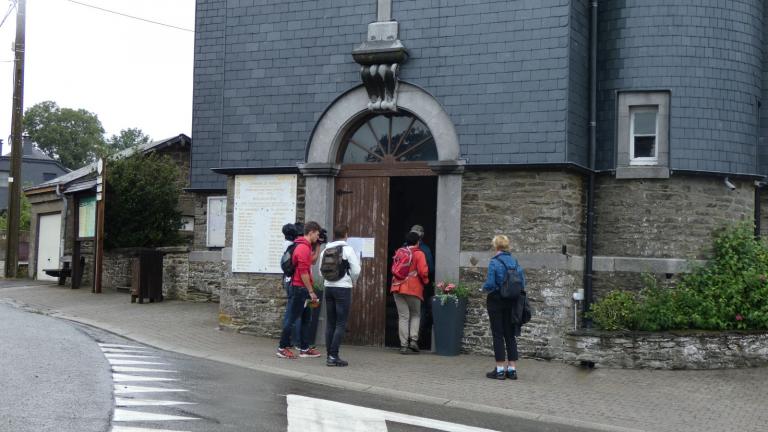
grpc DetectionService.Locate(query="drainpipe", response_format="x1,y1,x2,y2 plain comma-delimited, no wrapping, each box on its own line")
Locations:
756,181,765,240
583,1,598,327
55,183,67,268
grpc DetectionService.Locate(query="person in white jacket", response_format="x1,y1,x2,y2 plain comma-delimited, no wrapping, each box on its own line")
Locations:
320,224,361,367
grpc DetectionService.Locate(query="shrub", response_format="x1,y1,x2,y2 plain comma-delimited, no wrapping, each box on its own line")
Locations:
104,153,183,249
591,222,768,331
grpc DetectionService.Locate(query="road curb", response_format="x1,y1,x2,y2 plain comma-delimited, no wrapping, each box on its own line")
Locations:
1,297,647,432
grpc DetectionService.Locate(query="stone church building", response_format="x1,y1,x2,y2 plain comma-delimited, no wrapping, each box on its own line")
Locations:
188,0,768,358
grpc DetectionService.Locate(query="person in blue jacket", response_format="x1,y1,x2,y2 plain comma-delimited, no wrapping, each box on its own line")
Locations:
481,234,524,380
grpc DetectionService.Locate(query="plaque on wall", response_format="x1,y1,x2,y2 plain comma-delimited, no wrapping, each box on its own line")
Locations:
232,174,297,273
78,196,96,238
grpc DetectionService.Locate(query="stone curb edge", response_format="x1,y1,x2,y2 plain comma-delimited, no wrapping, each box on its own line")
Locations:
0,297,646,432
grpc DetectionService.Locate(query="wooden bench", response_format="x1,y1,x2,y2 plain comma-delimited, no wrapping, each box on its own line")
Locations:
43,261,72,286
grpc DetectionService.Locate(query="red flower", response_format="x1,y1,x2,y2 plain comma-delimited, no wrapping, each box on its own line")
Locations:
735,314,744,321
436,281,445,290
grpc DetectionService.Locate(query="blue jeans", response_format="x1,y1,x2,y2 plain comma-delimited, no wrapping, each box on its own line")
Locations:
324,286,351,358
281,280,301,346
279,285,311,350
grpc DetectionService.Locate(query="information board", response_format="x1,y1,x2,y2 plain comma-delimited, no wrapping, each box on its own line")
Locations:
78,196,96,238
232,174,297,273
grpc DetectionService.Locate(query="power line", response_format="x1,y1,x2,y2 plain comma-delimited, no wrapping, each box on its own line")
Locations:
67,0,193,33
0,0,17,30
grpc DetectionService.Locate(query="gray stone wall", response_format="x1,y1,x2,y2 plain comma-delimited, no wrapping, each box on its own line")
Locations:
188,259,225,302
103,250,134,292
594,175,754,260
218,271,285,337
461,170,584,254
460,169,584,358
160,247,190,300
596,1,764,173
564,331,768,369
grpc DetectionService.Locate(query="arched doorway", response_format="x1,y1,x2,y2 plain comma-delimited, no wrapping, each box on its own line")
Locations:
302,83,463,348
335,111,438,347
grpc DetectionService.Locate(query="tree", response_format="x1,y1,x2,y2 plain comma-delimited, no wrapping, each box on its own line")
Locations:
104,153,183,249
105,128,151,155
0,191,31,232
23,101,106,169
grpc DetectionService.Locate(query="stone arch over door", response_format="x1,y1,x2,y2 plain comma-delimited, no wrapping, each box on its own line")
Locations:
301,82,463,282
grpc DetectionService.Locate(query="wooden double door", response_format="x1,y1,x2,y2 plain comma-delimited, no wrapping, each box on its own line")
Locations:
333,168,438,347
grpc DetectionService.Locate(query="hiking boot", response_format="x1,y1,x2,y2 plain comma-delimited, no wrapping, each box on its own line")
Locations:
276,348,296,359
399,346,412,355
408,340,420,353
299,347,322,358
326,356,349,367
506,369,518,380
486,369,506,380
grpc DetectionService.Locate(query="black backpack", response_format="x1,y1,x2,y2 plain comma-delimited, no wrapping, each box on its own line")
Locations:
280,243,298,277
494,256,525,300
320,245,349,282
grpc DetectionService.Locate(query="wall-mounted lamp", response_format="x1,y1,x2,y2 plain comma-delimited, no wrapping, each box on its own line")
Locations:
724,177,736,191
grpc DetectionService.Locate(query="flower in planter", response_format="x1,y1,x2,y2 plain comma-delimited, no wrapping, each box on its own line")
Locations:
735,314,744,321
434,280,469,306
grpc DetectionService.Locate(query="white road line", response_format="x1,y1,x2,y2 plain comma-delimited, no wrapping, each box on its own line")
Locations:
113,409,199,422
112,366,177,373
108,359,167,366
114,385,188,395
112,374,177,383
115,398,196,407
99,343,145,349
287,395,500,432
102,348,150,354
111,427,190,432
105,354,158,359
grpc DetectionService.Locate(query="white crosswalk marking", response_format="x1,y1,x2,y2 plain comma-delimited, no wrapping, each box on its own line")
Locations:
111,427,190,432
287,395,500,432
112,374,177,383
102,348,150,354
105,354,158,359
108,359,167,366
98,343,145,349
113,409,199,422
115,398,195,407
114,385,188,395
112,366,177,373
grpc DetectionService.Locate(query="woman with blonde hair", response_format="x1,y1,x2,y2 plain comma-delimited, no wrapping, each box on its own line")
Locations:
481,234,525,380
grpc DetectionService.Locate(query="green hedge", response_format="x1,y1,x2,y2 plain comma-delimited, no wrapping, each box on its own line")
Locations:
590,222,768,331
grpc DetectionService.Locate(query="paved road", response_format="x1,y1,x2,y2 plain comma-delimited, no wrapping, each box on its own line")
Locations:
0,303,112,432
2,303,599,432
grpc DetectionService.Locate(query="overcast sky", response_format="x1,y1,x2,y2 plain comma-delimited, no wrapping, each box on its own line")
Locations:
0,0,194,155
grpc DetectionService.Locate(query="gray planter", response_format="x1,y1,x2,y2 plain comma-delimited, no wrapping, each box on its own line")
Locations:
431,297,467,356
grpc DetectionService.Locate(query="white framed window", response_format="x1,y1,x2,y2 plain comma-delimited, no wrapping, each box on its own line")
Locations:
616,92,670,179
206,196,227,248
0,171,8,187
629,107,659,165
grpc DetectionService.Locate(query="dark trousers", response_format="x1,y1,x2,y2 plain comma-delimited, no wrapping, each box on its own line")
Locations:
324,286,352,358
486,291,519,362
281,280,301,346
279,286,311,350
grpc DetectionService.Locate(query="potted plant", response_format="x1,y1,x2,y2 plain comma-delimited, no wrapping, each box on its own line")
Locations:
431,281,470,356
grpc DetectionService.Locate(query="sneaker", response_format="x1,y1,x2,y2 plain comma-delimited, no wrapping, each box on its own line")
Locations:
299,347,322,358
408,341,420,353
326,356,349,367
486,369,506,380
506,369,518,380
399,346,413,355
276,348,296,359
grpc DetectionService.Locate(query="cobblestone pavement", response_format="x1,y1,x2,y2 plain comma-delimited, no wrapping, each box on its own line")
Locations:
1,281,766,432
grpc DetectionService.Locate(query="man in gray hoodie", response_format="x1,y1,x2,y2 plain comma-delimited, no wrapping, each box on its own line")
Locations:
320,224,361,366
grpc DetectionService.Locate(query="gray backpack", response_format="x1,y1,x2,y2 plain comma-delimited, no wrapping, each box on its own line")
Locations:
320,245,349,282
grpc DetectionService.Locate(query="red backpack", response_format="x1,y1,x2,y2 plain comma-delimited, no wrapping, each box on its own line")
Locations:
391,246,415,281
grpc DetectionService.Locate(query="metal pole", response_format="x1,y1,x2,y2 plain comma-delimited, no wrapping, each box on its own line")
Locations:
5,0,26,278
583,0,598,327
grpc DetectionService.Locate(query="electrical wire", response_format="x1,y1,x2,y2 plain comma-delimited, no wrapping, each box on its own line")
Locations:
66,0,193,33
0,0,17,30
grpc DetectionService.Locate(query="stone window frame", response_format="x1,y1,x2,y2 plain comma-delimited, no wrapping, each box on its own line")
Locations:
616,92,670,179
206,196,227,247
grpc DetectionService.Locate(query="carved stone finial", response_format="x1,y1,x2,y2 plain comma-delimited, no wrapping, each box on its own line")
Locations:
352,21,408,113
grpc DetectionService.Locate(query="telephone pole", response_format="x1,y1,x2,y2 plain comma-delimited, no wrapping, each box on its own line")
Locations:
5,0,26,278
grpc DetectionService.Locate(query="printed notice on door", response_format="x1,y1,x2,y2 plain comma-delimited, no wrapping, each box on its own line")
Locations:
232,174,297,273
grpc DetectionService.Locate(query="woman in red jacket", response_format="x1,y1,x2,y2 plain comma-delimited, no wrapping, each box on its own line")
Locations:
390,231,430,354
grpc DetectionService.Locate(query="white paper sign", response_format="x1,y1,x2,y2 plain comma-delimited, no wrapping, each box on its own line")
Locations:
232,174,297,273
362,237,375,258
346,237,364,259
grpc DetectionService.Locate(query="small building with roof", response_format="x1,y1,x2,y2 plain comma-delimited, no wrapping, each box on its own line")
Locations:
23,134,192,285
0,136,69,211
